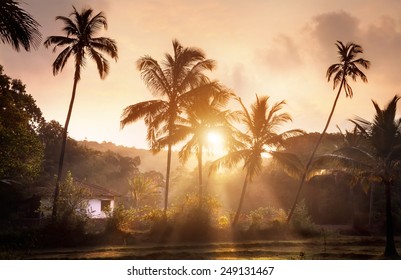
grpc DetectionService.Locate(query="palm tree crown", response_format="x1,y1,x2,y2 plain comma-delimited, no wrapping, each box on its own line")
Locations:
44,6,118,80
0,0,41,51
327,41,370,98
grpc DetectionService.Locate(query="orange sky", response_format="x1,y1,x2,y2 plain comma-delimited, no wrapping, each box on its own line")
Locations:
1,0,401,149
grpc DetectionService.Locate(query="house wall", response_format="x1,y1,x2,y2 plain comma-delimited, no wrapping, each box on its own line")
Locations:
87,199,115,219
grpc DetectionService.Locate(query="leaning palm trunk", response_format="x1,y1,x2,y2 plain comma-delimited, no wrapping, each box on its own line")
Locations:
384,180,399,258
232,172,249,227
52,70,79,218
287,78,345,223
163,143,172,214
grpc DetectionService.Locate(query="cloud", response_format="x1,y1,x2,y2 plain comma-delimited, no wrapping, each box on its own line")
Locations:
256,34,302,73
364,16,401,85
307,10,361,62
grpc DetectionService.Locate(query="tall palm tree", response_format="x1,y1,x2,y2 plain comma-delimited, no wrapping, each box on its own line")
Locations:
315,96,401,258
210,95,303,227
160,83,234,197
44,7,118,218
121,40,216,214
287,41,370,223
0,0,41,51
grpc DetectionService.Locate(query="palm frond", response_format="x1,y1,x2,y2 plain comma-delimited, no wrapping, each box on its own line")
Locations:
120,99,167,128
0,0,42,51
209,149,250,176
270,151,305,179
311,153,371,172
137,56,170,97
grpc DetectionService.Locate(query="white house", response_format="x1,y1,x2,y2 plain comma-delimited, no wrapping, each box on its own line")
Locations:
39,181,120,219
77,181,120,219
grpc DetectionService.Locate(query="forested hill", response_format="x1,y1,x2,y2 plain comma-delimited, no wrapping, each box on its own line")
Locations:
79,140,193,173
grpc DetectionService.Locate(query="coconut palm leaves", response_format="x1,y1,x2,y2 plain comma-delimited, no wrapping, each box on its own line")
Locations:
44,7,118,218
327,41,370,98
0,0,41,51
316,96,401,258
287,41,370,223
121,40,216,213
210,95,303,227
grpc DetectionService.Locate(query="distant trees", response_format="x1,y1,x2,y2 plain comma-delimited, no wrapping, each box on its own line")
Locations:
44,7,118,218
287,41,370,223
121,39,217,214
0,0,41,51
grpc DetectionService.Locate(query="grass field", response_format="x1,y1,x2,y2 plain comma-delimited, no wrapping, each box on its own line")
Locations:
11,235,399,260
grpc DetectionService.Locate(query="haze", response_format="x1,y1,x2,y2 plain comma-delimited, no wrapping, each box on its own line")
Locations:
1,0,401,149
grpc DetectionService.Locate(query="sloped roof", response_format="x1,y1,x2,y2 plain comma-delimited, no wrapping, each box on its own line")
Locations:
74,180,121,199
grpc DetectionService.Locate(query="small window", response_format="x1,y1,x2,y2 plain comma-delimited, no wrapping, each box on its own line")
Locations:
101,200,111,212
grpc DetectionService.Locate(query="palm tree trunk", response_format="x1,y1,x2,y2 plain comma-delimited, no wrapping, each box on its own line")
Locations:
198,142,203,198
232,172,249,227
52,74,79,218
384,181,399,258
163,143,172,215
368,184,375,228
287,78,345,223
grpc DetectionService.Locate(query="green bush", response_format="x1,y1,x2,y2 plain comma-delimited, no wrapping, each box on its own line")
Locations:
144,193,222,242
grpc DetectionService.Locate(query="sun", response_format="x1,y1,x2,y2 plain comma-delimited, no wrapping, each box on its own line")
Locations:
207,131,223,146
206,131,226,157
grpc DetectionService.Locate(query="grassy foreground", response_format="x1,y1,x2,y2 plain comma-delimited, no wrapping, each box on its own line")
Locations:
7,236,399,260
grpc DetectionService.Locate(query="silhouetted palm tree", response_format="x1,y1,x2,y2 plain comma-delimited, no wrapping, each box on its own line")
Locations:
354,96,401,258
160,83,234,197
210,95,303,227
315,96,401,259
0,0,41,51
121,40,215,213
287,41,370,223
44,7,118,218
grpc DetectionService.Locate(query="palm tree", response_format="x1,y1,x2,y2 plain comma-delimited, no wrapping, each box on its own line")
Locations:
287,41,370,223
130,174,161,208
315,96,401,258
210,95,303,227
44,7,118,218
0,0,41,51
354,96,401,258
120,39,216,214
160,83,234,197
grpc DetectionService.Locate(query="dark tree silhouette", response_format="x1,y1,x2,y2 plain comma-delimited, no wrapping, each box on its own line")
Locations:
287,41,370,223
44,7,118,218
315,96,401,259
0,0,41,51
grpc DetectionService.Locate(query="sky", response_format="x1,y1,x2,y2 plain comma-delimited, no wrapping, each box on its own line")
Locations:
1,0,401,149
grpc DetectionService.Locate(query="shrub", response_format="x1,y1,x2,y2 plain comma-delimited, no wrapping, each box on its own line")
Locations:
289,199,319,237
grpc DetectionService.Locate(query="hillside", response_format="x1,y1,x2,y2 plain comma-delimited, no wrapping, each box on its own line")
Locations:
79,140,195,173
